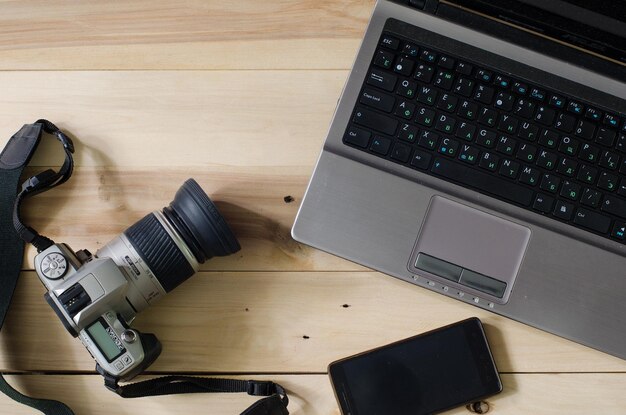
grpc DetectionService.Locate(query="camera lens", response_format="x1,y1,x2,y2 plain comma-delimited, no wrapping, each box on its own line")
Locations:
123,179,240,293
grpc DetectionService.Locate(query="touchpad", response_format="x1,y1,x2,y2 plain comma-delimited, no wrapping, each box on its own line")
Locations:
408,196,531,304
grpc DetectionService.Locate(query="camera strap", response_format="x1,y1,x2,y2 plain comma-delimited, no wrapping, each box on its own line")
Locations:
0,121,290,415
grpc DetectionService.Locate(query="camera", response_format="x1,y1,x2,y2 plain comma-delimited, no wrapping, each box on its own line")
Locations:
34,179,240,381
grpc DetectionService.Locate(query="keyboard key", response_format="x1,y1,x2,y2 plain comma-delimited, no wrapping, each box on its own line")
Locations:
517,143,537,163
494,74,510,89
540,173,561,193
394,56,414,76
519,165,540,186
474,85,494,105
398,123,419,143
418,86,438,106
560,181,581,200
496,136,516,156
395,100,416,119
533,193,554,213
537,150,558,170
456,122,476,141
374,50,395,69
456,61,473,76
410,149,432,169
514,99,535,119
499,159,520,179
578,164,598,184
498,115,519,135
558,136,579,157
554,113,575,133
616,134,626,153
418,131,439,150
403,42,419,57
367,69,397,92
476,69,492,83
414,63,434,83
353,108,398,135
535,105,556,125
611,222,626,240
438,55,455,69
431,157,533,206
574,119,595,140
359,88,395,112
478,107,497,127
344,126,371,148
581,188,602,208
437,93,459,113
415,106,435,127
598,150,620,170
479,151,499,171
549,94,566,108
530,88,546,101
567,101,584,115
458,144,479,164
603,113,620,128
435,114,456,134
518,121,539,141
458,100,478,120
390,142,412,162
370,136,391,155
397,79,418,99
619,180,626,197
512,82,528,95
598,171,618,192
596,127,617,147
438,138,460,157
420,49,437,63
494,92,515,111
556,157,578,177
380,35,400,50
602,195,626,219
585,107,603,122
454,78,475,97
573,208,612,234
538,129,559,149
553,200,575,220
579,143,599,163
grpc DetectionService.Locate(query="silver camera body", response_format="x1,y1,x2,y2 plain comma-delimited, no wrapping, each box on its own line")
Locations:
33,179,240,382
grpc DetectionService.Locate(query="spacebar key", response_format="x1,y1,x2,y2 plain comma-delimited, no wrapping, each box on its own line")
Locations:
431,158,534,206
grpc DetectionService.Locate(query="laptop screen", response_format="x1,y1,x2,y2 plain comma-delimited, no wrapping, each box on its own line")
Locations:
444,0,626,66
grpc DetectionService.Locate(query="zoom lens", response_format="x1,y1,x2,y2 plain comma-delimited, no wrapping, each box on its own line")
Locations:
123,179,240,293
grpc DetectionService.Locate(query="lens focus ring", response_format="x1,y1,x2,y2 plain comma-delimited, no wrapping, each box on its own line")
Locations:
124,213,195,293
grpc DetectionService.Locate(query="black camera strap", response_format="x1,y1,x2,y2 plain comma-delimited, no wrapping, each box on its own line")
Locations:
0,121,289,415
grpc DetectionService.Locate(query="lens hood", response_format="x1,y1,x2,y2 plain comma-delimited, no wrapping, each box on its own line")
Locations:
164,178,241,263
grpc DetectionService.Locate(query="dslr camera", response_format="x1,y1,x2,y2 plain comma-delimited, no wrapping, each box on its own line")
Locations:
34,179,240,381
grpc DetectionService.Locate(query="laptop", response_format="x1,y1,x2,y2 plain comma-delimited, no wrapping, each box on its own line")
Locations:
292,0,626,359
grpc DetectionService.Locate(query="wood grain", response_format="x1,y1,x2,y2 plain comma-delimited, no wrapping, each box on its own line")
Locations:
0,71,346,168
4,373,626,415
2,271,625,373
0,0,372,70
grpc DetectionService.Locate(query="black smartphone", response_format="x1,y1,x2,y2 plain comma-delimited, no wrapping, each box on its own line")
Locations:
328,317,502,415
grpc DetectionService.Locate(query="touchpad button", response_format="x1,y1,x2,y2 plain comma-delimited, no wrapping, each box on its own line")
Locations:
408,196,531,304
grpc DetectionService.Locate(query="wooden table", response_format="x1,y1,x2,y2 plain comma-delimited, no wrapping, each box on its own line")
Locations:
1,1,625,414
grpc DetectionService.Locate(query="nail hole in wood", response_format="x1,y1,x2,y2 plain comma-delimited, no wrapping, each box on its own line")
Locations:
284,195,295,203
302,335,310,339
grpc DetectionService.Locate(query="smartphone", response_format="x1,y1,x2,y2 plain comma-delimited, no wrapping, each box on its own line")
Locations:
328,317,502,415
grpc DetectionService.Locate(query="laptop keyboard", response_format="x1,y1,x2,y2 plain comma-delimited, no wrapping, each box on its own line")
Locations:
344,32,626,242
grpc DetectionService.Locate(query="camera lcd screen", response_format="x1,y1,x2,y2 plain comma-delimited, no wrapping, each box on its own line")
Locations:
86,320,125,362
329,318,501,415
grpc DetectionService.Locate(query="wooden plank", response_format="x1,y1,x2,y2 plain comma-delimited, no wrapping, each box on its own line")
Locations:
2,271,625,373
17,168,362,271
0,0,373,70
0,71,345,167
3,373,626,414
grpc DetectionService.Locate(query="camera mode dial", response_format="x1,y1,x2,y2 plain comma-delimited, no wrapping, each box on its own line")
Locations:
40,253,68,280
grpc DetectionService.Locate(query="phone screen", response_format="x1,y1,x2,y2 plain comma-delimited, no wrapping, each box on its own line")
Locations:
329,318,501,415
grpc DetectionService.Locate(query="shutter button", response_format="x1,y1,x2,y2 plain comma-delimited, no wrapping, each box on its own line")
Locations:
121,330,137,343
